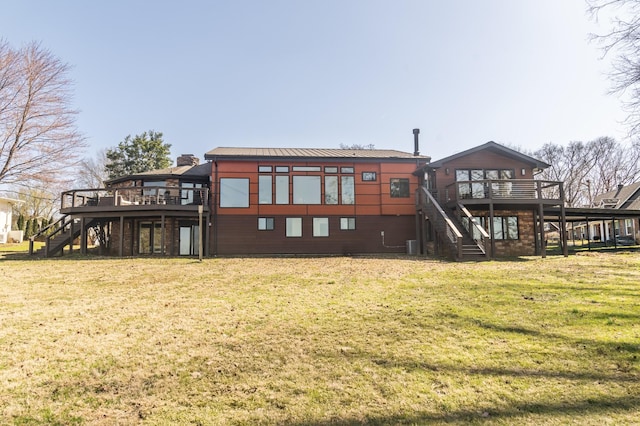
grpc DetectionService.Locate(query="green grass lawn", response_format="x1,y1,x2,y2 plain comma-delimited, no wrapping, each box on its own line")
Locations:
0,251,638,425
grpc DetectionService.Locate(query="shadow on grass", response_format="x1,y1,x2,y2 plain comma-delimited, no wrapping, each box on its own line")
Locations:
284,394,640,425
443,313,640,356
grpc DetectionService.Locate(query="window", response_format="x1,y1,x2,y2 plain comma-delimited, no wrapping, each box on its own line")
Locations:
292,166,321,172
143,180,165,196
492,216,519,240
390,178,410,198
181,182,203,205
258,217,275,231
325,175,338,205
258,175,272,204
341,167,354,173
362,172,377,181
293,176,321,204
286,218,302,237
313,218,329,237
324,166,338,173
276,166,289,173
340,217,356,230
139,222,162,254
341,176,355,204
455,169,514,199
220,178,249,207
258,166,272,172
275,175,289,204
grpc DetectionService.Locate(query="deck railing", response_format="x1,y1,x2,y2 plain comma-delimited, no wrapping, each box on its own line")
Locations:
61,186,209,210
444,179,563,204
457,203,490,258
418,187,463,259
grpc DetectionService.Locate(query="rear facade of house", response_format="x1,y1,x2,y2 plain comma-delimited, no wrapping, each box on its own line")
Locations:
206,147,429,255
38,138,572,260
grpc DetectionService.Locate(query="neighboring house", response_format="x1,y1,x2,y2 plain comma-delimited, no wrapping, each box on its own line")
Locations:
44,137,638,259
414,141,566,258
0,197,23,243
587,182,640,244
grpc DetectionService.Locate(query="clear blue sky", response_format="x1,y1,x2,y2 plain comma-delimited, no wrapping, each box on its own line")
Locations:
1,0,626,162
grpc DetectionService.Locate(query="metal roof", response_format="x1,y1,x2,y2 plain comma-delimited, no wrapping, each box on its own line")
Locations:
427,141,550,170
205,147,430,161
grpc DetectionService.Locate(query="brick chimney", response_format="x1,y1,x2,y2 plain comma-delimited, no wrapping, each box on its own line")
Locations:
177,154,199,167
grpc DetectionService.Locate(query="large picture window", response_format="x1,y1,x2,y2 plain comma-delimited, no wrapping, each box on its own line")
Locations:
390,178,410,198
220,178,249,208
325,176,338,205
258,175,272,204
341,176,355,204
276,175,289,204
293,176,321,204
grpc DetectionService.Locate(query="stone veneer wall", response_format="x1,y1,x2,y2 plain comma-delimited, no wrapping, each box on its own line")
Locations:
469,209,537,257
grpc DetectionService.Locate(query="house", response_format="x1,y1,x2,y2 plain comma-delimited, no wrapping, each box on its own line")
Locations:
414,141,567,258
0,196,23,243
204,146,429,255
42,135,621,260
44,145,430,257
587,182,640,244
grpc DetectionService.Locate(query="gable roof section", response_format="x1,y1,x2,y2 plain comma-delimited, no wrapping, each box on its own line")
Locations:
593,182,640,209
105,162,212,185
428,141,550,169
205,147,430,162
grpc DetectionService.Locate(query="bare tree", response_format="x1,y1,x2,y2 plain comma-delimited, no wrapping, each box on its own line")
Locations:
534,137,640,207
77,149,108,188
534,141,597,207
0,40,85,187
339,143,375,150
588,0,640,137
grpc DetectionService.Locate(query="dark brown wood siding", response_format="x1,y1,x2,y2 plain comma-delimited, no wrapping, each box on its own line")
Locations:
433,150,537,202
213,215,415,255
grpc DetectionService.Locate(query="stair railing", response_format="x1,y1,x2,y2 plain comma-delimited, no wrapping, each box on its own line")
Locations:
418,187,463,259
457,203,491,259
29,215,73,257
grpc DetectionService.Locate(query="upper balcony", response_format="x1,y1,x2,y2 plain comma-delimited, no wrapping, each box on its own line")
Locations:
60,186,209,216
441,179,564,207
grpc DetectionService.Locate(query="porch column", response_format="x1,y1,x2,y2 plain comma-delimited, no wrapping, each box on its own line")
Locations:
161,214,166,255
80,217,87,255
422,213,429,257
539,202,546,258
69,218,74,255
119,216,124,257
586,217,591,251
415,209,421,256
489,201,495,257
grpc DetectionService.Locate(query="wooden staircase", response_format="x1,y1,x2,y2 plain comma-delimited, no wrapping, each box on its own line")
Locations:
29,216,98,258
417,187,490,261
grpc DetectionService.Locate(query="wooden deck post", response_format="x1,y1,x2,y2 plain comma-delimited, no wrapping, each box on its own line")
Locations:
161,214,166,255
80,217,87,255
119,216,124,257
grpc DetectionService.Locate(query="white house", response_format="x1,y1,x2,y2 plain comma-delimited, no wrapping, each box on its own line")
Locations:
0,197,23,243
